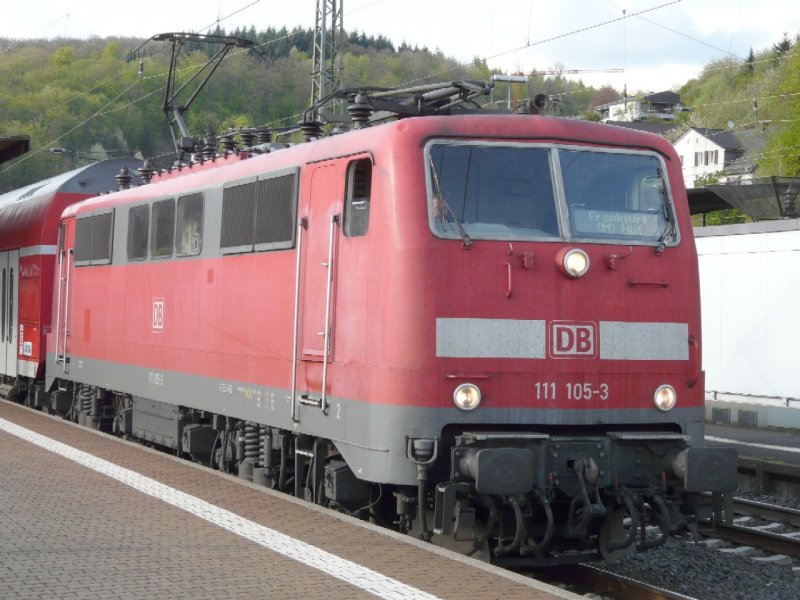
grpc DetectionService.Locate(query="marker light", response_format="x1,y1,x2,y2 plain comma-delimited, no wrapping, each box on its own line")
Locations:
558,248,590,278
453,383,482,411
653,384,677,412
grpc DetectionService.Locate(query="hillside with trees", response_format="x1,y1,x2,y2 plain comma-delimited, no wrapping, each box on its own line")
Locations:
1,27,798,192
0,27,607,191
0,29,486,190
676,32,799,177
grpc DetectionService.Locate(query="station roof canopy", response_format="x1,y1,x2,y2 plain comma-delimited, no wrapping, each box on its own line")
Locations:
688,177,800,218
0,136,30,164
687,187,733,215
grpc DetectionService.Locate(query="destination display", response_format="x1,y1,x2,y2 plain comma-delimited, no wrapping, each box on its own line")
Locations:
571,207,664,239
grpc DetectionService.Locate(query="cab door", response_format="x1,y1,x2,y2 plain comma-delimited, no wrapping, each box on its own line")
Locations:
289,156,373,422
300,163,342,362
1,249,20,377
293,162,343,418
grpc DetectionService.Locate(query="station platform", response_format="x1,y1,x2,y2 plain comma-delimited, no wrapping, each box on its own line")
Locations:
705,391,800,430
0,400,575,600
705,422,800,465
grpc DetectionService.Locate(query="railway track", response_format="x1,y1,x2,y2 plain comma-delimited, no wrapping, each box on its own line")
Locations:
536,564,699,600
731,496,800,527
707,497,800,559
538,498,800,598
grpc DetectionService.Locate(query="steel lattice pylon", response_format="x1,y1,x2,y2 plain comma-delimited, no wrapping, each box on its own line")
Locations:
310,0,344,118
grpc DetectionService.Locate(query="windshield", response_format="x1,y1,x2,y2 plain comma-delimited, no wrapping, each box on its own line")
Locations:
429,144,559,240
427,142,677,246
559,149,670,243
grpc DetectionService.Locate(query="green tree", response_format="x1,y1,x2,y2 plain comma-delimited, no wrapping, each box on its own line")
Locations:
759,44,800,176
773,32,793,60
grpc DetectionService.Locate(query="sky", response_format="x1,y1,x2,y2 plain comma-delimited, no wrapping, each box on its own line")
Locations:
1,0,798,94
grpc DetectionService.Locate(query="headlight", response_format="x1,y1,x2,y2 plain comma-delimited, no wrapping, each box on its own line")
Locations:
557,248,590,278
653,384,677,411
453,383,482,411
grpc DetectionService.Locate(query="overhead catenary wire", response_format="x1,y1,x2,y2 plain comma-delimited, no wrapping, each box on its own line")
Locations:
15,42,172,131
603,0,740,60
4,0,793,178
0,80,143,173
196,0,262,35
4,0,687,162
392,0,682,89
5,0,95,42
1,1,299,176
260,0,680,126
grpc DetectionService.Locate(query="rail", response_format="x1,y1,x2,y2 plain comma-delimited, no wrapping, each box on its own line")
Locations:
537,564,699,600
713,521,800,558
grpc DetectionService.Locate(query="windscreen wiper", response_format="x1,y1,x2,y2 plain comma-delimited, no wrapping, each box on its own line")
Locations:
655,179,675,253
429,155,472,248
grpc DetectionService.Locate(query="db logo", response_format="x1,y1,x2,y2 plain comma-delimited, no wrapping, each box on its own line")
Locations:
152,299,165,332
549,321,597,358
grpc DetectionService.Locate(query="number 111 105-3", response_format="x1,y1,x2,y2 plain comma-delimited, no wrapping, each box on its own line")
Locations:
534,382,609,401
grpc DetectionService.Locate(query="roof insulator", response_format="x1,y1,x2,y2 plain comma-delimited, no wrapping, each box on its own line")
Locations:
220,133,236,153
256,127,272,144
348,93,372,128
115,166,132,190
137,159,156,185
300,119,323,142
203,136,217,161
239,128,256,148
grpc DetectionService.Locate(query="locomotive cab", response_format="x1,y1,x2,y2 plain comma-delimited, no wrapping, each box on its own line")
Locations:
393,121,739,563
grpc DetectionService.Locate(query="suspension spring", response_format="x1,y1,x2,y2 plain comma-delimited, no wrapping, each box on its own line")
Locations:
258,425,267,467
244,423,260,463
80,385,93,412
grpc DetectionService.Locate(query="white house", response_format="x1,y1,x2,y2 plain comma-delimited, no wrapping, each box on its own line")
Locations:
673,128,742,188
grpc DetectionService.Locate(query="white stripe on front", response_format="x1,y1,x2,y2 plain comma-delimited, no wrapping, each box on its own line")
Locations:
436,318,546,358
0,418,440,600
599,321,688,360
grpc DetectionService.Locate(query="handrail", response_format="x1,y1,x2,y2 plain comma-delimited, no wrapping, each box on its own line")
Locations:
61,249,72,372
290,218,307,422
54,249,64,364
319,213,340,414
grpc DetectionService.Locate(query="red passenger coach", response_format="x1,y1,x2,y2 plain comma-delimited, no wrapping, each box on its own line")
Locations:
0,158,142,395
34,88,738,565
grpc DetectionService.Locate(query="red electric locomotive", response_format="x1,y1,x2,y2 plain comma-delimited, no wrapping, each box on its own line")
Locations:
38,84,736,565
0,158,142,400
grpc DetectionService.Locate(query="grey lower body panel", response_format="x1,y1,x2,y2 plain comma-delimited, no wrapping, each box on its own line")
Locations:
46,352,706,486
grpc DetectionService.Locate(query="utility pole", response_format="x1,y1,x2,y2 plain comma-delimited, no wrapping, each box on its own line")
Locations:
491,74,529,111
310,0,344,117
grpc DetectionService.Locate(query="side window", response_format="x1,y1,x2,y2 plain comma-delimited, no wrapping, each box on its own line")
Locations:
150,199,175,258
176,193,204,256
75,211,114,265
344,158,372,237
221,169,298,254
127,204,150,260
254,173,297,251
74,216,93,263
221,181,256,253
